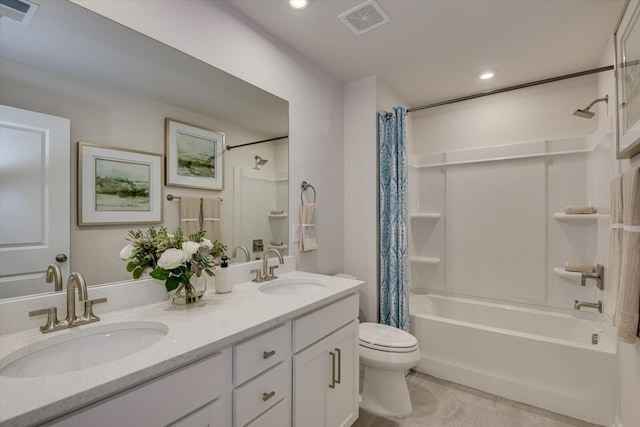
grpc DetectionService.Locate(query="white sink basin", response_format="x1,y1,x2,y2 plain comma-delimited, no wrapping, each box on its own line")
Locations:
259,278,326,295
0,321,168,378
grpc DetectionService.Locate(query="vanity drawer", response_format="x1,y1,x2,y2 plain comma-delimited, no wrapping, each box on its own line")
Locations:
233,359,291,427
234,322,291,385
293,293,359,352
245,397,290,427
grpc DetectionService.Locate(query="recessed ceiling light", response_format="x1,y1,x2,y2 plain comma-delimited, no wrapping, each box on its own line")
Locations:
478,69,498,80
289,0,310,10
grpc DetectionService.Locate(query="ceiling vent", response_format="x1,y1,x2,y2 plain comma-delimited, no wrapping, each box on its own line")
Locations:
338,0,390,36
0,0,39,26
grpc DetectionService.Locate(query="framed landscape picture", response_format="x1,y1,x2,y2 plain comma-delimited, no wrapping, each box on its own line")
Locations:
615,0,640,158
165,119,225,190
78,142,162,225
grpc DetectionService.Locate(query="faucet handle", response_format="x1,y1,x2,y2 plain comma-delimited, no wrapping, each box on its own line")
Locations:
268,265,279,280
80,297,107,323
251,269,263,283
29,307,61,333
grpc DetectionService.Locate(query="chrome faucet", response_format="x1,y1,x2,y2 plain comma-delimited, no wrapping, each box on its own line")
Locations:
251,248,284,283
232,246,251,262
65,272,88,325
29,272,107,333
45,264,63,292
574,300,602,313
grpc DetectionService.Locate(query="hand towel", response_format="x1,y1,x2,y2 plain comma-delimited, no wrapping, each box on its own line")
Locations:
564,262,596,273
299,202,317,252
565,206,597,214
202,198,221,243
605,166,640,343
179,197,201,236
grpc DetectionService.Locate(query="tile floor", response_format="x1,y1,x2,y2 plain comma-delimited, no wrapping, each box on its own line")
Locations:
353,371,602,427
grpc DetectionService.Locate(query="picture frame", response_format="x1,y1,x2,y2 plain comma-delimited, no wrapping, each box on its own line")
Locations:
165,118,225,190
615,0,640,158
78,142,162,225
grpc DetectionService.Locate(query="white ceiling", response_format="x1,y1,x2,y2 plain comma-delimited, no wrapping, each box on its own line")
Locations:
223,0,626,108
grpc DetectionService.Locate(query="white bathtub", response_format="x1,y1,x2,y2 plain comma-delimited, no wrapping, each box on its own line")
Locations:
409,293,617,426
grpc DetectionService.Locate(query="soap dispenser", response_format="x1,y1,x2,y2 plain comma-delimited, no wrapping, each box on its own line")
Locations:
215,257,233,294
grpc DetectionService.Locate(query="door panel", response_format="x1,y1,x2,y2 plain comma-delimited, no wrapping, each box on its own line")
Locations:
0,105,70,298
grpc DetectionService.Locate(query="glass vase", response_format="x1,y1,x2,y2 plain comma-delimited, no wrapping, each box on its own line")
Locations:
170,274,210,305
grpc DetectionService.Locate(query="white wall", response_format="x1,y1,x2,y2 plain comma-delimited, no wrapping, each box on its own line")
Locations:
71,0,345,275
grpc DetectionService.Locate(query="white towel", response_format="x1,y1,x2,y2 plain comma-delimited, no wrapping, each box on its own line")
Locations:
179,197,201,236
202,198,221,243
299,202,317,252
605,166,640,343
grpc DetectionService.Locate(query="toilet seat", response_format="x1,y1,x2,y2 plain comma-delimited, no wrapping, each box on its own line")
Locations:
359,322,418,353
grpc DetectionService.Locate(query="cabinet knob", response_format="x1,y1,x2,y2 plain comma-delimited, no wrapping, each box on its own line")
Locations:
262,391,276,401
263,350,276,359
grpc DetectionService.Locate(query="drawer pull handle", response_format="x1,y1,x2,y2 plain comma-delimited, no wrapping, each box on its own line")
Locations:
335,348,342,385
262,391,276,401
329,351,336,389
263,350,276,359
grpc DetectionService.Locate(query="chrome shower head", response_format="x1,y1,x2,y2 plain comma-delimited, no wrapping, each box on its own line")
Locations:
253,155,268,169
573,95,608,119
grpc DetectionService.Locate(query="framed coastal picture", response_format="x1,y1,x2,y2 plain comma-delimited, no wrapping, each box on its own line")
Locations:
615,0,640,158
165,119,225,190
78,142,162,225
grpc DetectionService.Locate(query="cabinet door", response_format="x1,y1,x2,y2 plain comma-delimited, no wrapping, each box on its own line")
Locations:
171,393,231,427
293,320,359,427
327,321,358,427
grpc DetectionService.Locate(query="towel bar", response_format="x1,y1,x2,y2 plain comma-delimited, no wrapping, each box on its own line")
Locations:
300,181,316,204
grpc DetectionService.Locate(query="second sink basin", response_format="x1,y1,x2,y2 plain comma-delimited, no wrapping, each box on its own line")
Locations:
259,277,326,295
0,321,168,378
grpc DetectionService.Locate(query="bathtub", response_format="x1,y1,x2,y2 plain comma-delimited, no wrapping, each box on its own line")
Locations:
409,293,617,426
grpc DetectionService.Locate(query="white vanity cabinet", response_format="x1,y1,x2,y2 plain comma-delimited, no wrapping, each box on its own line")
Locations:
232,323,292,427
292,294,360,427
47,349,233,427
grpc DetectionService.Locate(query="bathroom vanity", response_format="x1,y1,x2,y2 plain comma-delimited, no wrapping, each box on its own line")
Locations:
0,270,363,427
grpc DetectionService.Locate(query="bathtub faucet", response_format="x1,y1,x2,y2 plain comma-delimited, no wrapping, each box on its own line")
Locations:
573,300,602,313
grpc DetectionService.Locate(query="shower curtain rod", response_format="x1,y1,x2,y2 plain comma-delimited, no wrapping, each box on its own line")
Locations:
226,135,288,151
407,65,613,113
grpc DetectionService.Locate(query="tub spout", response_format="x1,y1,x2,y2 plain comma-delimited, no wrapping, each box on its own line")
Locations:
574,300,602,313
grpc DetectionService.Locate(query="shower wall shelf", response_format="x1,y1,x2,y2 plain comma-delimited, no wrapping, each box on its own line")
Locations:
553,213,607,222
409,213,441,220
410,256,441,265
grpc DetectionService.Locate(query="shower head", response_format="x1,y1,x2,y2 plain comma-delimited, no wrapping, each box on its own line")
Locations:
573,95,608,119
253,155,268,170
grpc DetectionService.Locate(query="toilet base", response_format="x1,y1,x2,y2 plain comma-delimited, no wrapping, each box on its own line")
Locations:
360,365,413,417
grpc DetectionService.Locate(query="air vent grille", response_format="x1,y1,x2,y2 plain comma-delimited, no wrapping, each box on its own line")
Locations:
0,0,39,25
338,0,390,36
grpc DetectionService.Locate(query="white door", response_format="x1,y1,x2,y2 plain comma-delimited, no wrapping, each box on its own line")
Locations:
0,105,70,298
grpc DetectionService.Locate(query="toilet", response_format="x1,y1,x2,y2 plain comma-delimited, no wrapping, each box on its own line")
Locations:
359,322,421,417
332,274,420,417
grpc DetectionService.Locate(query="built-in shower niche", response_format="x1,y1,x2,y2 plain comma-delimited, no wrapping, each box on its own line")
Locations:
233,166,288,260
408,137,602,311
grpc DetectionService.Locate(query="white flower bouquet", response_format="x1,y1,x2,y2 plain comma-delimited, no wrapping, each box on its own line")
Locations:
120,227,226,293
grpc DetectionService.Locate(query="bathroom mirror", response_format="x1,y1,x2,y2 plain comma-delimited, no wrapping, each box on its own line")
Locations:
0,0,289,299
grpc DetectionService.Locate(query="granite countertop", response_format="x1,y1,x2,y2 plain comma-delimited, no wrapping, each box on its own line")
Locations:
0,271,364,427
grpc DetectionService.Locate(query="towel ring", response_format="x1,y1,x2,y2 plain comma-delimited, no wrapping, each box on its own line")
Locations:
300,181,316,204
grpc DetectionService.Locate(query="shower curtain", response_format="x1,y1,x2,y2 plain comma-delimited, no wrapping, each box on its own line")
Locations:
378,106,409,331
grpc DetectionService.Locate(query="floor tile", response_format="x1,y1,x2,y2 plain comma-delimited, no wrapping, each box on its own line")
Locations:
353,371,603,427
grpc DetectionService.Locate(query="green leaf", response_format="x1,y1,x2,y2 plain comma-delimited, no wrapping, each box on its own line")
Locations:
150,268,169,280
126,262,137,273
165,276,180,292
132,266,145,280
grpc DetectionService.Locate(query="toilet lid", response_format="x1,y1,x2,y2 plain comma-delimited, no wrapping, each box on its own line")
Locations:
359,322,418,353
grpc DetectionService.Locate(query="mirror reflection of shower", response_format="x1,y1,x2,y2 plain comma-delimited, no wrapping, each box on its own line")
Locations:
253,155,268,170
573,95,608,119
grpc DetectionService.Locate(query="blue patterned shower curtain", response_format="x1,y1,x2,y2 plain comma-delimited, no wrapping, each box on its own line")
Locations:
378,106,409,331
